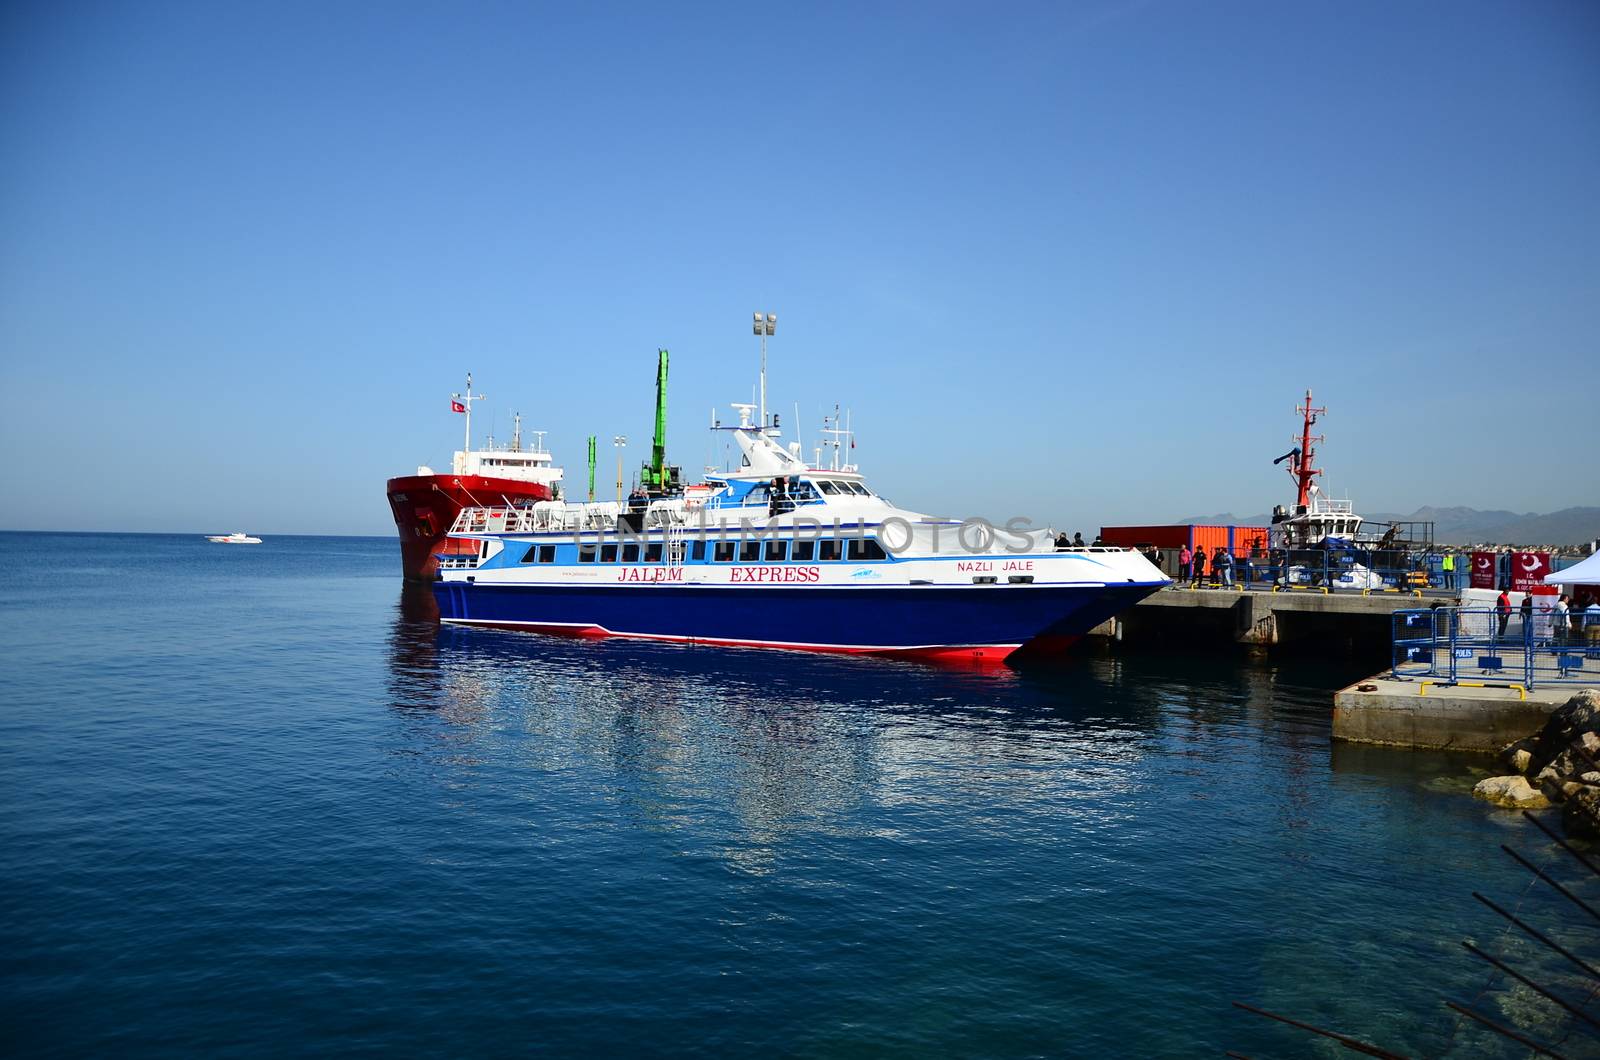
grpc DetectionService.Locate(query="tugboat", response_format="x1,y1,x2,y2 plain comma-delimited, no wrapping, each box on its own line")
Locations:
385,374,564,581
1269,389,1366,549
429,351,1168,665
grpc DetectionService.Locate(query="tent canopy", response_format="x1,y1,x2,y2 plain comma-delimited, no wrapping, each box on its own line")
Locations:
1545,551,1600,586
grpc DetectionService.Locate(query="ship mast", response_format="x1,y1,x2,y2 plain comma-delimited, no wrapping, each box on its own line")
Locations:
1292,389,1325,509
453,373,485,455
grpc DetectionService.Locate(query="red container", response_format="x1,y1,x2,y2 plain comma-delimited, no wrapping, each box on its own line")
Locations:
1098,525,1192,549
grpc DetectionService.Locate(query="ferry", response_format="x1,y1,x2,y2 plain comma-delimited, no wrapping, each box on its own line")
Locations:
386,374,564,581
432,392,1168,665
206,532,262,544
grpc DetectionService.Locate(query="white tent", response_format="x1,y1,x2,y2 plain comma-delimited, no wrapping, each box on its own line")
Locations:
1545,552,1600,586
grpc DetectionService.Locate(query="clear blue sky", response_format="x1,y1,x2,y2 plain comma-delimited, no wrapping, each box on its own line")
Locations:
2,0,1596,535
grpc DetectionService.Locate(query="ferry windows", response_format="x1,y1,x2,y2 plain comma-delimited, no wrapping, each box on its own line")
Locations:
714,542,735,562
765,541,787,562
520,545,538,564
644,543,663,563
739,541,761,563
601,544,619,563
818,481,842,495
538,545,556,563
622,543,641,563
793,540,815,561
846,483,871,496
848,539,887,561
578,545,597,563
819,539,842,561
691,541,707,561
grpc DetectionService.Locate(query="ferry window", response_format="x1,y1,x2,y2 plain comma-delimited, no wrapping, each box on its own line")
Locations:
578,545,596,563
819,539,841,561
601,544,619,562
765,541,787,562
644,543,663,563
520,545,538,563
538,545,555,563
847,483,871,496
848,539,887,561
739,541,761,563
818,481,842,495
622,543,640,563
714,541,735,562
793,540,815,561
691,541,707,561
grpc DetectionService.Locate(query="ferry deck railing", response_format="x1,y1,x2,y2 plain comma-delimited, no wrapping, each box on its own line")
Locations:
1389,606,1600,690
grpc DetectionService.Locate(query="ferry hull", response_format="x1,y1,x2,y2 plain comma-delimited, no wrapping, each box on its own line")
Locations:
431,582,1158,664
385,475,554,581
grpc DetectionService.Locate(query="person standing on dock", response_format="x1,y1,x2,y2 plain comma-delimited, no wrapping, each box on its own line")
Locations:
1216,547,1235,589
1519,592,1533,636
1179,544,1192,584
1440,550,1455,590
1191,547,1207,588
1496,589,1512,638
1554,594,1571,644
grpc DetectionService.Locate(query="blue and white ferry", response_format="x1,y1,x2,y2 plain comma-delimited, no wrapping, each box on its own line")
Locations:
433,404,1168,664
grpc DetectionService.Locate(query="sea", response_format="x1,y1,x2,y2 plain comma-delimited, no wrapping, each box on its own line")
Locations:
1,532,1593,1057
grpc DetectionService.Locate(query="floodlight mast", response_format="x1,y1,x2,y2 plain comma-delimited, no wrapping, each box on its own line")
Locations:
753,312,776,433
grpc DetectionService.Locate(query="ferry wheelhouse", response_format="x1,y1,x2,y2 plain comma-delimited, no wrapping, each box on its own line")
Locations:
432,404,1167,665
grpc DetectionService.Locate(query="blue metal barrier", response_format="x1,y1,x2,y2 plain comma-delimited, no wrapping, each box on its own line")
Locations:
1389,606,1600,689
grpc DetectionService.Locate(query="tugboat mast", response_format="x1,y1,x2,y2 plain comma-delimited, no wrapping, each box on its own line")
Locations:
1289,389,1325,510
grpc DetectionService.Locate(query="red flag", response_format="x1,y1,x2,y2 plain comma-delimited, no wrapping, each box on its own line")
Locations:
451,400,466,413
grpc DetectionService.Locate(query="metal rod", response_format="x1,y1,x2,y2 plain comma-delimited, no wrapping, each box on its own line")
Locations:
1230,1002,1408,1059
1502,844,1600,925
1445,1001,1571,1059
1474,892,1600,981
1463,941,1600,1031
1524,810,1600,878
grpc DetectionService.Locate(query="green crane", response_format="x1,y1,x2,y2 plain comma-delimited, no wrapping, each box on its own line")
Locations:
586,435,596,502
639,348,681,496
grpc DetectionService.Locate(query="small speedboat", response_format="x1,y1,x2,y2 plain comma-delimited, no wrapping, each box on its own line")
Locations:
206,532,262,544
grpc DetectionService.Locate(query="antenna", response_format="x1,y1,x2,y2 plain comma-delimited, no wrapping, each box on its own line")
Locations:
451,371,486,455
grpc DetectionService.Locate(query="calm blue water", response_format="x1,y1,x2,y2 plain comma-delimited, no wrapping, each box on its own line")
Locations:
1,532,1592,1057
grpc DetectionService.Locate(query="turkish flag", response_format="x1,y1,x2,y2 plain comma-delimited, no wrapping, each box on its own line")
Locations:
1469,551,1497,590
1511,551,1551,593
451,400,466,413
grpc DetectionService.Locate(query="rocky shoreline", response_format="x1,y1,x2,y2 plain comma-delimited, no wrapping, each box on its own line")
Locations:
1472,689,1600,837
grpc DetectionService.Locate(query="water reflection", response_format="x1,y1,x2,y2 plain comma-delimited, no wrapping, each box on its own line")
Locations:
381,588,1201,863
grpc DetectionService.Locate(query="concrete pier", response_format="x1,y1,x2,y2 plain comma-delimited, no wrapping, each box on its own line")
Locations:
1331,673,1577,752
1088,585,1442,648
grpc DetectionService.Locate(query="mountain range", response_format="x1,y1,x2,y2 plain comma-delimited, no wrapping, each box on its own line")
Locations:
1175,506,1600,546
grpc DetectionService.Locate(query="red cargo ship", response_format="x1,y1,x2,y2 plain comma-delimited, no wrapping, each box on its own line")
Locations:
386,375,564,581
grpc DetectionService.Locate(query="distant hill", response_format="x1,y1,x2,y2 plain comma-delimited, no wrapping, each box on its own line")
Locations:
1175,506,1600,546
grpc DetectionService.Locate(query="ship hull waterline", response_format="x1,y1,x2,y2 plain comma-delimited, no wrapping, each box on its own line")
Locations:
432,581,1158,666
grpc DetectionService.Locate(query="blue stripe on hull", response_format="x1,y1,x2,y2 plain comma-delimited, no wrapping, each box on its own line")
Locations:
432,582,1160,649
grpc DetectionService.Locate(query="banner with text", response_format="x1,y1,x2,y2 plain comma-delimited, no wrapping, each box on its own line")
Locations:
1511,551,1552,593
1469,551,1498,590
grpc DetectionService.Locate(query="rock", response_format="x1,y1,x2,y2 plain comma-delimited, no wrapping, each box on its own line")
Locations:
1564,787,1600,839
1562,782,1587,800
1473,775,1552,809
1581,771,1600,785
1501,736,1537,773
1530,689,1600,773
